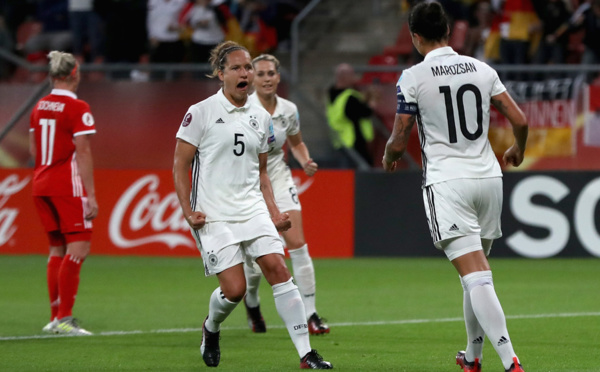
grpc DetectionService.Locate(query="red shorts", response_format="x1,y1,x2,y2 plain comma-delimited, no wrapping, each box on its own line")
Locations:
33,196,92,245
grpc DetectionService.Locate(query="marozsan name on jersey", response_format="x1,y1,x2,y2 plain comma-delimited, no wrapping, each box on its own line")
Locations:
431,62,477,77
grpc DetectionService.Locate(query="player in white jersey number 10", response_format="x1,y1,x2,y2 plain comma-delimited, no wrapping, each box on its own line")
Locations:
382,2,528,372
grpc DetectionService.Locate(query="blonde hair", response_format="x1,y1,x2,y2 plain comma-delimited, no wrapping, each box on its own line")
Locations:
207,41,249,78
47,51,78,80
251,54,280,72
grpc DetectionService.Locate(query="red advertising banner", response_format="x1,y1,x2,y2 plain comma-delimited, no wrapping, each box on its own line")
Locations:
0,169,354,258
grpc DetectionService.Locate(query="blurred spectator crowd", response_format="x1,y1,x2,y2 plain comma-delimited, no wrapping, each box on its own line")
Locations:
397,0,600,69
0,0,308,81
1,0,599,83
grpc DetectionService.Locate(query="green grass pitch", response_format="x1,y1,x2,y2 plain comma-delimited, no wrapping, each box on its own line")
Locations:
1,256,599,371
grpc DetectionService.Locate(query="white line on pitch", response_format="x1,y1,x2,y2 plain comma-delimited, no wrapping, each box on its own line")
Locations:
1,311,599,342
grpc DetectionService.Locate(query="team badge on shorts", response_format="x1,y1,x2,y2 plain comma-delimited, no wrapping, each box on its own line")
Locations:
208,253,218,267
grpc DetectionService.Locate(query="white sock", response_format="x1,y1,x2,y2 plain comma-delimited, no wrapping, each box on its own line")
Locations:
244,261,262,308
463,271,517,370
206,287,239,333
288,244,317,317
460,276,485,363
272,277,311,358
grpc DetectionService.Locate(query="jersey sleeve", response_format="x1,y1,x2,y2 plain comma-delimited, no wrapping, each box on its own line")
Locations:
490,68,507,97
176,105,203,147
73,101,96,136
286,108,300,137
396,71,419,115
263,117,274,154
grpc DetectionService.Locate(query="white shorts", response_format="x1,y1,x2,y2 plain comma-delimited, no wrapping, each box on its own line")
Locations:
191,213,285,276
422,177,503,249
272,171,301,212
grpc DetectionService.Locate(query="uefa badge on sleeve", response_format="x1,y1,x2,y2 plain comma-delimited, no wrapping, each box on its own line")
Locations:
182,113,192,127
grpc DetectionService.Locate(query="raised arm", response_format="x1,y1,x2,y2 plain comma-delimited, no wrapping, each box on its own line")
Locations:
287,132,318,176
173,138,206,229
259,152,291,231
491,91,528,167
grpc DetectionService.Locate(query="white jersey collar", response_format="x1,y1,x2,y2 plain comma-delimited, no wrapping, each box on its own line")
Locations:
424,46,457,61
50,89,78,99
218,88,251,113
248,92,282,116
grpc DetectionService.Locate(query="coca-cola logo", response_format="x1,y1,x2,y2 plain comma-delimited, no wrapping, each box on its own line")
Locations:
109,174,195,249
0,174,30,245
109,174,316,251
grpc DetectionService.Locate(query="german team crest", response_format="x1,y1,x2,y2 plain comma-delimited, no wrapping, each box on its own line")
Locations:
208,253,218,267
249,115,259,130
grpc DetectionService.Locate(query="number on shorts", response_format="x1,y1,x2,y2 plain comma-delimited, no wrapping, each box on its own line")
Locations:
289,186,298,204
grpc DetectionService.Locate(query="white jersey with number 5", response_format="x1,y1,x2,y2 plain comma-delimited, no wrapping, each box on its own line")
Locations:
176,89,276,222
396,46,506,187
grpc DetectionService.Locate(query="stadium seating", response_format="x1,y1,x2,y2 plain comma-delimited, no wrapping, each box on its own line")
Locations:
360,53,399,85
383,22,413,61
449,20,469,55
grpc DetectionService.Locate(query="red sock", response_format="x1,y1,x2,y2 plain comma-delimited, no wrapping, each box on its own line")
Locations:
47,256,63,321
56,254,84,320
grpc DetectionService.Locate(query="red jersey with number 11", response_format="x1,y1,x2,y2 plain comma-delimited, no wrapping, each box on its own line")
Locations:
30,89,96,196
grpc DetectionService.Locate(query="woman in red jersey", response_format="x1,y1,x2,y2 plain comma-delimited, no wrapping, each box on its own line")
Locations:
30,50,97,336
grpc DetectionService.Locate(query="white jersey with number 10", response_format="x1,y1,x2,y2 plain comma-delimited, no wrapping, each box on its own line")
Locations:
397,46,506,187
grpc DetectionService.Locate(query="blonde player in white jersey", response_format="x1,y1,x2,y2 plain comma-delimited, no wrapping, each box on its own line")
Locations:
242,54,330,336
173,41,332,369
382,3,528,372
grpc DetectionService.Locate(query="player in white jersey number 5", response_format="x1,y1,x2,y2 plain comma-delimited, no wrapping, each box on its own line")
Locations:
382,3,528,372
243,54,330,336
172,41,332,369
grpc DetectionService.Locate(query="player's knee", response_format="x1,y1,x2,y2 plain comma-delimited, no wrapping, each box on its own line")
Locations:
285,238,306,251
263,264,291,286
65,232,91,260
221,284,246,303
461,270,493,293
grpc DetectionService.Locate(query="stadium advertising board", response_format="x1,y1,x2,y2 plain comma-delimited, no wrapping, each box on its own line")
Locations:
0,169,354,257
355,171,600,258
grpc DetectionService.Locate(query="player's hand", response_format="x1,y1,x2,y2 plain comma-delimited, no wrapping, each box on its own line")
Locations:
186,211,207,230
84,196,98,220
503,144,525,167
382,157,399,172
272,212,291,232
303,159,318,176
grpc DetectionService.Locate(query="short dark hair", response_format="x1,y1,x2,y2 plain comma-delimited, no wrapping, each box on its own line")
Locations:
408,1,449,42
